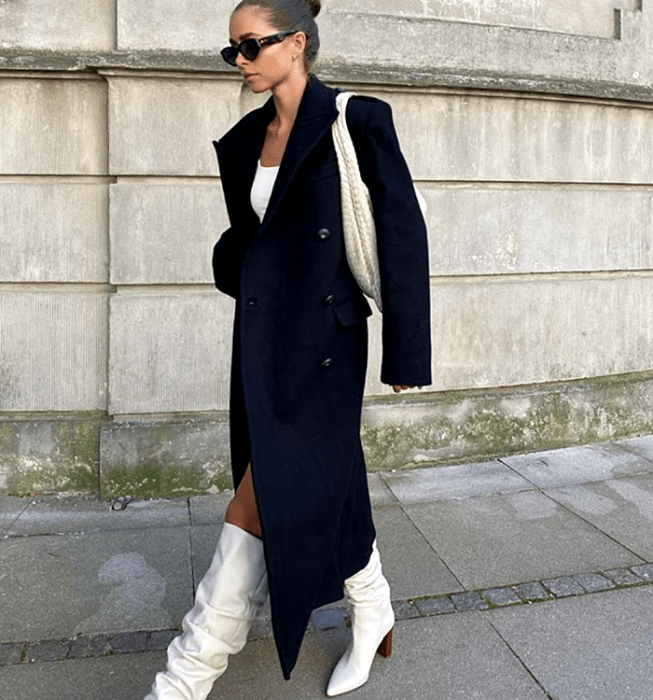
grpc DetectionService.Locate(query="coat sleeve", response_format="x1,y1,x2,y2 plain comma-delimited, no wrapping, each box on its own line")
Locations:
211,140,258,299
212,227,248,299
349,98,432,387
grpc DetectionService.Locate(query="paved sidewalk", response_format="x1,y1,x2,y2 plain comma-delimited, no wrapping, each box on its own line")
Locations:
3,435,653,699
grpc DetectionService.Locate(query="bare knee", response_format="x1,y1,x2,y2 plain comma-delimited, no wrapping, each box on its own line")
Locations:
225,468,261,538
225,496,261,538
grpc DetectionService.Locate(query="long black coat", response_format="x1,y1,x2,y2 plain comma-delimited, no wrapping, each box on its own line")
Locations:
212,75,431,679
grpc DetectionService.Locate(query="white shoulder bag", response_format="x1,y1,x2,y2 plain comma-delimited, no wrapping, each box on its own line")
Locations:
331,91,427,313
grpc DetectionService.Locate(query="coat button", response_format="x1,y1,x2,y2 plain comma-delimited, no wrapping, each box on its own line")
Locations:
316,228,331,240
246,297,258,307
322,294,335,306
321,358,334,368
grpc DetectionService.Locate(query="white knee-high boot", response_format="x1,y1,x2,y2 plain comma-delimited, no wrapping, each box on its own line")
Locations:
145,522,268,700
326,541,395,697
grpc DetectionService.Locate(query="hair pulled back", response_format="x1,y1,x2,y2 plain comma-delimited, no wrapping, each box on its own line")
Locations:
233,0,321,68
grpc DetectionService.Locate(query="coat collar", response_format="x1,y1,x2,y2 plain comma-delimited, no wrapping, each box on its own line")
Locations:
220,74,339,228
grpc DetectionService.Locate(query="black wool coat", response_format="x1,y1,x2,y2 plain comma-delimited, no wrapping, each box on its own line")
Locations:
212,74,431,679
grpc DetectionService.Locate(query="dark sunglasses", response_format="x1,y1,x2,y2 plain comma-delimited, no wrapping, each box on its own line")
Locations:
221,31,298,66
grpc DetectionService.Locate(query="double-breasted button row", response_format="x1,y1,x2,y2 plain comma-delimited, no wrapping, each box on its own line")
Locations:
321,294,335,306
316,228,331,240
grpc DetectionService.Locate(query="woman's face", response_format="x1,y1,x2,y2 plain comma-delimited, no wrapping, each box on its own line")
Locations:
229,7,303,93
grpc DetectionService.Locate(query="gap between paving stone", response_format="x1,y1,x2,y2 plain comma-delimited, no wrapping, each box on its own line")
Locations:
3,562,653,667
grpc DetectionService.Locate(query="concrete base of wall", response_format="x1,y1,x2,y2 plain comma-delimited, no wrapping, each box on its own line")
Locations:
99,416,232,499
3,372,653,499
362,371,653,470
0,414,102,495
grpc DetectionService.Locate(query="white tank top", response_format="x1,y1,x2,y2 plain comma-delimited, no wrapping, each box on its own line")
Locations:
251,160,280,222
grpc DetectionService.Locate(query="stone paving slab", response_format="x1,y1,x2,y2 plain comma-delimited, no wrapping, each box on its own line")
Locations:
188,523,222,585
4,495,190,537
188,493,231,527
374,504,462,599
487,585,653,700
367,472,398,506
5,558,653,670
545,473,653,560
222,612,549,699
0,496,29,536
404,489,642,589
381,460,532,504
0,527,192,642
0,649,166,700
616,434,653,463
501,442,653,487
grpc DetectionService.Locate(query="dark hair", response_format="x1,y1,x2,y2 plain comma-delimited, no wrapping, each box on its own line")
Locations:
233,0,321,68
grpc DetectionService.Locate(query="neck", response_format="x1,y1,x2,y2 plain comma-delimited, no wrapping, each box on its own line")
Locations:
270,71,309,131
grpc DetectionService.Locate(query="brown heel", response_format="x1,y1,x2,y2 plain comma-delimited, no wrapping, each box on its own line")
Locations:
376,628,393,658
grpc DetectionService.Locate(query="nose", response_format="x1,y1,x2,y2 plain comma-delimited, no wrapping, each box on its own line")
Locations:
235,51,248,69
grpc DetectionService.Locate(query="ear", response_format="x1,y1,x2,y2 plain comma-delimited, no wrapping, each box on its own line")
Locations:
292,31,307,57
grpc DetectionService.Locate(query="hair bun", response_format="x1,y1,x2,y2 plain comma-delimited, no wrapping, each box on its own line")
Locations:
304,0,321,18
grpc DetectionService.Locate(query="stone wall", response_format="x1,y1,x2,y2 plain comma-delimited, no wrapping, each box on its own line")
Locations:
2,0,653,497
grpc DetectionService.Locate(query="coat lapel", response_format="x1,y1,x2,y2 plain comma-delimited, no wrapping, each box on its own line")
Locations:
217,75,338,229
260,75,338,227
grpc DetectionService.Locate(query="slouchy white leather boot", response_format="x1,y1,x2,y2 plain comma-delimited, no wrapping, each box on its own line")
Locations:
144,522,268,700
326,541,395,697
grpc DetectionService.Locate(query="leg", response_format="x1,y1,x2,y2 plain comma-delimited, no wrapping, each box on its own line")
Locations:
225,464,262,539
144,466,267,700
326,540,394,697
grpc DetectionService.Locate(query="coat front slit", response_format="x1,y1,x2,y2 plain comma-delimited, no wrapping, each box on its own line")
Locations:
212,76,432,679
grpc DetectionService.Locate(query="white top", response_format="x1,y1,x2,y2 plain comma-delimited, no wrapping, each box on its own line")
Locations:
251,160,280,223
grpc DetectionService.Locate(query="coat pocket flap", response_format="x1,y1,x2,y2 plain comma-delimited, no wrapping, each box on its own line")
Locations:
332,296,373,327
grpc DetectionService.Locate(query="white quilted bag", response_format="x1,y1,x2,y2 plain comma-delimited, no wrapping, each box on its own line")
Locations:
332,91,427,313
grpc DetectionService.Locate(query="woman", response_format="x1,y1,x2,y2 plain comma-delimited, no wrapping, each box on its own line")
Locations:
145,1,431,698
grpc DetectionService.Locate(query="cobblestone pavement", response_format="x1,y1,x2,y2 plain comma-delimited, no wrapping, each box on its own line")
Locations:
3,562,653,668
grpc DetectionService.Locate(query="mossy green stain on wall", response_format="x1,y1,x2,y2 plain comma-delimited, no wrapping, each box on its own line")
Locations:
100,462,232,500
362,372,653,471
0,416,101,496
3,373,653,496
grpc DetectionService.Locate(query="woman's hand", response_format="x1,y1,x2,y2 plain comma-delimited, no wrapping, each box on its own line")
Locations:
392,385,422,393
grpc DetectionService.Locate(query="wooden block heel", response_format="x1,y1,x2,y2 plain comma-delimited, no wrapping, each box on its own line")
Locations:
376,628,393,658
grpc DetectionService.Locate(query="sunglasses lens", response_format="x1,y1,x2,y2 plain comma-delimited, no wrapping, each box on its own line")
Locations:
240,39,260,61
221,47,238,66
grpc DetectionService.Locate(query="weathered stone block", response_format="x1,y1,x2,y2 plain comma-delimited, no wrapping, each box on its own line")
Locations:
0,292,108,411
109,182,227,285
451,591,487,611
428,276,653,390
117,0,232,51
0,78,108,175
421,187,653,276
321,6,653,96
514,582,550,601
26,639,70,663
366,275,653,396
108,292,233,414
374,90,653,183
361,372,653,470
329,0,631,38
1,183,109,283
108,77,245,176
100,417,232,499
0,417,101,496
0,0,115,51
542,576,584,597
